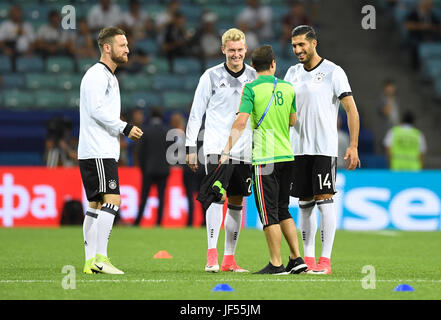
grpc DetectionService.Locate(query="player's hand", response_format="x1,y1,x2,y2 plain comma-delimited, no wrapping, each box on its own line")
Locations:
186,153,198,172
128,126,143,140
219,153,229,165
344,146,361,170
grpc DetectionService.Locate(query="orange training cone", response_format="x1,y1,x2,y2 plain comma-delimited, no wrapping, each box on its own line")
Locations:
153,250,173,259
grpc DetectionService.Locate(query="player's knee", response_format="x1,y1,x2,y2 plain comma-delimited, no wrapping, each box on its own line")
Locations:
88,201,101,210
103,194,121,207
227,196,243,206
314,194,333,201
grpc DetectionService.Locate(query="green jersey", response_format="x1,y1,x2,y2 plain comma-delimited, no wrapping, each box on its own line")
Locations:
239,75,296,165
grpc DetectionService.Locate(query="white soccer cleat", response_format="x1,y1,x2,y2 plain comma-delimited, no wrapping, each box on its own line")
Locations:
205,264,220,273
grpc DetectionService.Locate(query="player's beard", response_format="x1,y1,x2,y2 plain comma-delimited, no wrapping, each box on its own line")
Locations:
111,49,128,65
298,49,314,65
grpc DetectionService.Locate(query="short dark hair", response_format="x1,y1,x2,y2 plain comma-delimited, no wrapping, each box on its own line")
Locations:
291,25,317,41
97,27,126,53
402,111,415,125
251,45,275,72
383,78,395,87
150,107,164,120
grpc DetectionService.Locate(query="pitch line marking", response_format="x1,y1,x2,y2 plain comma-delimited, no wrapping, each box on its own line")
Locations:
1,279,441,284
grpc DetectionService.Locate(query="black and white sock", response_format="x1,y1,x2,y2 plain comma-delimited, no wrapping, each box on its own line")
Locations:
224,204,243,256
96,203,119,257
83,207,98,261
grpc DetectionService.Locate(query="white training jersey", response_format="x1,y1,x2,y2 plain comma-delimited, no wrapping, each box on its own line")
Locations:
78,62,128,161
185,63,257,162
284,59,352,157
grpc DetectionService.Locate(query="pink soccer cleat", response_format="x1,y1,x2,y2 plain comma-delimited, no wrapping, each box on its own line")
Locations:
221,255,249,273
205,248,219,273
304,256,317,272
314,257,332,274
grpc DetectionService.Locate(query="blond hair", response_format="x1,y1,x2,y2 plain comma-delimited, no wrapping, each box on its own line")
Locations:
221,28,246,47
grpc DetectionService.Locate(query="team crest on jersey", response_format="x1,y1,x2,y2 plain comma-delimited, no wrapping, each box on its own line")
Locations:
219,78,230,88
313,72,326,83
108,180,117,190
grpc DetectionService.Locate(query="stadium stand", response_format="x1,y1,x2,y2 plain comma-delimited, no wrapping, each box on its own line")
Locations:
0,0,439,167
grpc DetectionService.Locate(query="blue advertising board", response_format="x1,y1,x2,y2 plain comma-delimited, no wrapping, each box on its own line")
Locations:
245,170,441,230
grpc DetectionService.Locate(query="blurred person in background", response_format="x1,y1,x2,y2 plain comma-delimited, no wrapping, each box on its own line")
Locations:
155,0,181,34
117,30,151,74
87,0,122,35
161,11,191,73
134,107,171,226
120,108,145,167
44,116,78,167
35,10,72,58
191,11,222,60
281,1,311,57
236,0,273,41
383,111,427,171
121,0,156,41
237,21,259,57
170,112,205,227
0,5,35,63
70,18,98,59
405,0,441,69
378,79,400,147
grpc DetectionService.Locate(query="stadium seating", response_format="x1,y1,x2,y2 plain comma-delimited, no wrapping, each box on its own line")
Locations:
144,57,169,74
129,91,162,109
35,90,67,109
418,42,441,60
46,56,76,73
77,58,97,73
56,74,82,91
173,57,203,75
0,55,12,73
162,91,193,110
26,73,57,90
0,0,386,168
435,78,441,98
1,74,25,89
3,90,34,109
16,56,44,73
120,74,154,91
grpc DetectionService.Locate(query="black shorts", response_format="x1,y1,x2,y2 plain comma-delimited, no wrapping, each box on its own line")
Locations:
291,155,337,198
253,161,294,228
205,154,252,197
79,158,120,202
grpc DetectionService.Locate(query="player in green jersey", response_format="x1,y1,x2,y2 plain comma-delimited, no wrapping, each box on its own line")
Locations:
220,45,307,275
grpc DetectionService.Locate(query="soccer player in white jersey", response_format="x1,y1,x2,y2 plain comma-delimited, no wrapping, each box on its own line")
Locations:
79,27,143,274
284,25,361,274
185,28,257,273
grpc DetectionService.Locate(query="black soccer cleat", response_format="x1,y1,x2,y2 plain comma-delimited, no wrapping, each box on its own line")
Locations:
253,262,287,275
285,256,308,274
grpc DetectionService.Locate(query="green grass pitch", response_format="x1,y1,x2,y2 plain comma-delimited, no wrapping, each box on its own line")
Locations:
1,227,440,300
